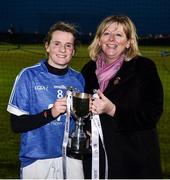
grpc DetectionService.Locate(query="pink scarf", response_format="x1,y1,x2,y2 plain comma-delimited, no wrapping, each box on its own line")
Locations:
95,53,124,92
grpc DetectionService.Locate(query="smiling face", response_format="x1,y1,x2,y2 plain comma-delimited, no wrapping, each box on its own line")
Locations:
45,30,75,69
99,22,130,64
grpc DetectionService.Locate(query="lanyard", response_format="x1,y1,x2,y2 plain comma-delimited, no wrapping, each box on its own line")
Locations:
62,90,72,179
91,92,108,180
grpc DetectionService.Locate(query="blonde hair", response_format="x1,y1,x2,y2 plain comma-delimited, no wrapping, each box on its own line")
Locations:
89,15,141,61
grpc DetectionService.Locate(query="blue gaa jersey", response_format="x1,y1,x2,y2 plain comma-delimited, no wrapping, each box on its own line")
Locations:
7,59,85,167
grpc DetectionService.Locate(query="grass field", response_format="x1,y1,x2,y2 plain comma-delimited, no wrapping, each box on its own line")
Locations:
0,43,170,178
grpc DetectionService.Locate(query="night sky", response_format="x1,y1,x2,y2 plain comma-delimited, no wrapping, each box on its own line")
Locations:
0,0,170,36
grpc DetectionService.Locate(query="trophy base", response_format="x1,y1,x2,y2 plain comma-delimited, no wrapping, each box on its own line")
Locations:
67,147,91,155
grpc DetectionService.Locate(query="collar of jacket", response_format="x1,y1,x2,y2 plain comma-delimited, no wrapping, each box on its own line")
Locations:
104,57,137,94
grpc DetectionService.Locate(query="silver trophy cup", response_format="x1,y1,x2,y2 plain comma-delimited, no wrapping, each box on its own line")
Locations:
67,92,91,154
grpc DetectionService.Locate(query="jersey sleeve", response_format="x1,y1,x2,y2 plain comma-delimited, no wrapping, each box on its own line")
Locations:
7,70,31,115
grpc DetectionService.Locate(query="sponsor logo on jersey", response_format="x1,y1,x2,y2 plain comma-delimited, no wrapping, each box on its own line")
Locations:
53,85,67,89
34,85,48,91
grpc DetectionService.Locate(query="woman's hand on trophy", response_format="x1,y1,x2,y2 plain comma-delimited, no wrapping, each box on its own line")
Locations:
51,97,67,118
91,89,116,117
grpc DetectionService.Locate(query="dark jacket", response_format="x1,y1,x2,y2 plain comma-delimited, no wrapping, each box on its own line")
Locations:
81,56,163,179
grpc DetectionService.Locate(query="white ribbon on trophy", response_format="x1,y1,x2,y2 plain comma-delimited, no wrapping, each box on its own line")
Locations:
91,92,108,180
62,90,72,179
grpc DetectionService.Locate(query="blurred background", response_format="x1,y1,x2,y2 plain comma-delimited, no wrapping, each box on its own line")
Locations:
0,0,170,178
0,0,170,44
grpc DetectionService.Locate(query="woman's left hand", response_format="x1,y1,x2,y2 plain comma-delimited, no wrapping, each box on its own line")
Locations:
91,89,116,116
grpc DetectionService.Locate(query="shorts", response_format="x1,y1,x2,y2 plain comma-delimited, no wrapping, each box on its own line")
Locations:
20,156,84,179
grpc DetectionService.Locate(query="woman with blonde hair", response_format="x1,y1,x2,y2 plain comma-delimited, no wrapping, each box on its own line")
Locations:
81,15,163,179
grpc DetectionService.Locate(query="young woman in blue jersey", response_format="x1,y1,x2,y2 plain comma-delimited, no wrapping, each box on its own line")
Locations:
7,22,85,179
